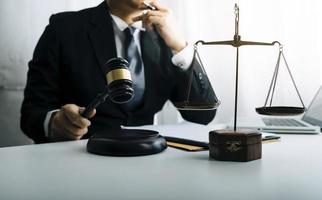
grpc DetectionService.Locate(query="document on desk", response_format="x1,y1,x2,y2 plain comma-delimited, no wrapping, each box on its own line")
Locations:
123,122,280,151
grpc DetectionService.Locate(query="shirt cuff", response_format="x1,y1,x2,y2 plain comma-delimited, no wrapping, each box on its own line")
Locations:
171,43,194,70
44,109,60,137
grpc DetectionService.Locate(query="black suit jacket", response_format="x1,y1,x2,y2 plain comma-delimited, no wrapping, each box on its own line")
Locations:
21,2,218,143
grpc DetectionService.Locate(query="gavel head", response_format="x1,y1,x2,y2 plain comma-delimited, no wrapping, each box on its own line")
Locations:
105,58,134,104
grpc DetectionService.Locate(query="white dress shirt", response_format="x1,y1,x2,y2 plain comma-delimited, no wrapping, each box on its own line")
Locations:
44,13,194,137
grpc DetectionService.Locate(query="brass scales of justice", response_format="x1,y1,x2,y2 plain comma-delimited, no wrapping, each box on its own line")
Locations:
174,3,306,132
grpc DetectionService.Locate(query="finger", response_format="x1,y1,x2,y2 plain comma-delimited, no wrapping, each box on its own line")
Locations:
141,13,164,30
132,14,143,22
132,10,163,22
62,113,87,135
79,107,96,119
62,104,91,128
64,130,84,140
61,116,88,139
71,127,88,137
150,1,168,12
145,15,163,28
88,108,96,119
74,135,83,140
52,119,85,141
145,10,164,17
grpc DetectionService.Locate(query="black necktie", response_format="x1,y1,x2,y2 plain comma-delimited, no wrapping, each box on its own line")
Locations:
123,27,145,109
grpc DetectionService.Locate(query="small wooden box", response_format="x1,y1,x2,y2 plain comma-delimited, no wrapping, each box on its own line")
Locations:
209,129,262,162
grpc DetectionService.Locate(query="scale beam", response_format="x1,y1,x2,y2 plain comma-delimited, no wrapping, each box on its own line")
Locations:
195,40,281,48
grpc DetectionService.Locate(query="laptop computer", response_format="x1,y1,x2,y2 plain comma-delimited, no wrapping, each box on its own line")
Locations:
231,86,322,134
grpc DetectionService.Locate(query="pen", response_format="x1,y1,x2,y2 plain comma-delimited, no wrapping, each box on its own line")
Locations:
143,2,156,10
262,135,281,141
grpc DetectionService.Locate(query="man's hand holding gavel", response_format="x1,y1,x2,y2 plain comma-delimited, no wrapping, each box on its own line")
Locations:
48,58,131,142
50,104,96,141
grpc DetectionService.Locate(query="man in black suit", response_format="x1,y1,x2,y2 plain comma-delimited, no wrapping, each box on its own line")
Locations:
21,0,218,143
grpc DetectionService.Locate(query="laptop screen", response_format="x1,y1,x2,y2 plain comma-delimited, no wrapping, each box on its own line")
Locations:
303,86,322,128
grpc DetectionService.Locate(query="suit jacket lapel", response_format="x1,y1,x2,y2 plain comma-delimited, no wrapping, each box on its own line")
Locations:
88,2,117,75
141,30,160,67
132,30,161,114
88,2,132,116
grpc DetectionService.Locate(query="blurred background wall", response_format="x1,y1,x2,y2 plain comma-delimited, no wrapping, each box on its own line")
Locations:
0,0,321,147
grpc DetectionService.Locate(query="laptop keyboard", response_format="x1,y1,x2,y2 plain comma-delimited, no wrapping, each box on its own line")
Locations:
262,118,308,127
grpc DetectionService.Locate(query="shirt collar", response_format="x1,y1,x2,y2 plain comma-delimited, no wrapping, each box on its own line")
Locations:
110,13,145,32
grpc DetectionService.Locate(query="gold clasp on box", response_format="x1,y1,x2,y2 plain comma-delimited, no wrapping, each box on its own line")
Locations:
226,141,242,152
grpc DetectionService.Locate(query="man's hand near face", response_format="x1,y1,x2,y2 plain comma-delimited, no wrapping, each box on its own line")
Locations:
133,1,187,53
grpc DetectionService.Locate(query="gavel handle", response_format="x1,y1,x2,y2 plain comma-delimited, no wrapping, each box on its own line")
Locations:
81,88,109,119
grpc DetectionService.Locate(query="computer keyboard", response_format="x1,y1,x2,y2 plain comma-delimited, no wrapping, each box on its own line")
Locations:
262,118,307,127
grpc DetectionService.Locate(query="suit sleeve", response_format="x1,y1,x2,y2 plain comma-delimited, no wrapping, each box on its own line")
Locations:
170,53,219,125
20,15,62,143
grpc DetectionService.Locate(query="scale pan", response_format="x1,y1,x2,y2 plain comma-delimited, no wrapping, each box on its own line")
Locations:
174,101,220,111
255,106,305,116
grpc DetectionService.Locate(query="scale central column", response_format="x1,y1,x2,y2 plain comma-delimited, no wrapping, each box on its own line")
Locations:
234,47,239,131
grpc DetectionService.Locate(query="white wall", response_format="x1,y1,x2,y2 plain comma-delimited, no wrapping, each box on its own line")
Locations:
1,0,321,124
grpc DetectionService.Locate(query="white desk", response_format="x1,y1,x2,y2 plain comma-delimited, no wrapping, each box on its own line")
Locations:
1,123,322,200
